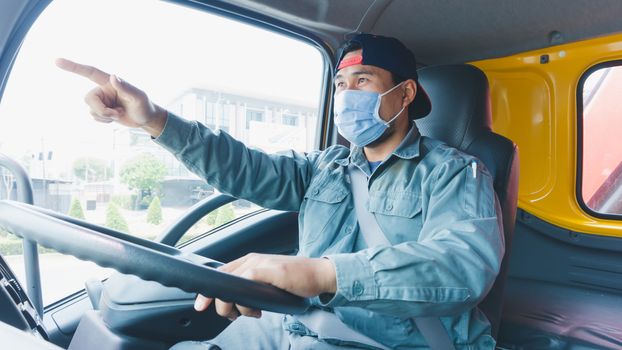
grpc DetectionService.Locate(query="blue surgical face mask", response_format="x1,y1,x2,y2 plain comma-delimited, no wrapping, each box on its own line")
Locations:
333,82,405,147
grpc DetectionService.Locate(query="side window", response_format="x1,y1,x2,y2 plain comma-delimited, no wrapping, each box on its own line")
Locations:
579,63,622,216
0,0,323,305
246,109,265,129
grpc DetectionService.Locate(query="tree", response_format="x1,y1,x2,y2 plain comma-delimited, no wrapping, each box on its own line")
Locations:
146,196,163,225
67,198,85,220
120,154,166,208
105,203,129,233
73,157,112,182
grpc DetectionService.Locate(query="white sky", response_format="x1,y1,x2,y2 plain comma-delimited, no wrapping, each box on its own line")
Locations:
0,0,324,175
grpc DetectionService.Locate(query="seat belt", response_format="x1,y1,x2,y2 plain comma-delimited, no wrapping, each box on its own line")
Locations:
347,163,457,350
295,309,391,349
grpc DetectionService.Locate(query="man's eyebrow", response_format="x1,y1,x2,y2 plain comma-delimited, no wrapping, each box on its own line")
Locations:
333,70,376,83
352,70,375,76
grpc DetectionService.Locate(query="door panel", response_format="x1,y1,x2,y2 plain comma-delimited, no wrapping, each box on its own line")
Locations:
498,208,622,349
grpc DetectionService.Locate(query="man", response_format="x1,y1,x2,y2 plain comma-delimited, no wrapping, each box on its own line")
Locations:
58,33,503,349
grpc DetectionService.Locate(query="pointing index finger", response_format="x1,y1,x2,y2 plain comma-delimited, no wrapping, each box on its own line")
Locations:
55,58,111,86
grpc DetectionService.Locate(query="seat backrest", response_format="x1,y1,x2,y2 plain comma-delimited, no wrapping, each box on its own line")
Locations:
416,64,519,338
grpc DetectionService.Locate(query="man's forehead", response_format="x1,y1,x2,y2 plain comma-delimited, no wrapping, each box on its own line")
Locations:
336,67,389,82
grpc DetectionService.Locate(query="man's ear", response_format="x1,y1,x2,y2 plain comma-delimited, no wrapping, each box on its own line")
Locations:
402,79,417,108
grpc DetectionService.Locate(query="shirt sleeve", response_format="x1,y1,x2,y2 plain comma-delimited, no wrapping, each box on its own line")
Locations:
153,112,319,211
320,159,505,318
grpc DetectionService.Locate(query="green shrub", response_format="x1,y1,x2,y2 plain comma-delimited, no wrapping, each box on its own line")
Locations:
204,210,217,226
105,203,129,233
111,194,136,210
140,193,153,208
201,205,237,227
215,204,236,227
0,238,23,255
0,237,55,256
146,196,163,225
67,198,86,220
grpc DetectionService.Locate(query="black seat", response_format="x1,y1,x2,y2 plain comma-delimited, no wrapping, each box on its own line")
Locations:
416,64,520,339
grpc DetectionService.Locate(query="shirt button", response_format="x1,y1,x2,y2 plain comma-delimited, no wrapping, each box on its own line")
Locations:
291,323,301,331
352,281,364,296
312,189,319,195
345,225,353,234
386,203,393,210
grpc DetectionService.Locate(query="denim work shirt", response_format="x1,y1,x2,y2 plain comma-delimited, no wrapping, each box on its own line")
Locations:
155,113,504,350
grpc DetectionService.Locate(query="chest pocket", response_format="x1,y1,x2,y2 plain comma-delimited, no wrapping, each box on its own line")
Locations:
305,182,348,204
304,165,349,204
368,190,422,218
300,175,349,251
367,190,424,244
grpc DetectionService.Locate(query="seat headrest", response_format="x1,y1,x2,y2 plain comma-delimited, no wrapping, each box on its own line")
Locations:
416,64,492,150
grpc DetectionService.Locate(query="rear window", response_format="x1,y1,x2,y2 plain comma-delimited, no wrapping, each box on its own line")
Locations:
578,62,622,217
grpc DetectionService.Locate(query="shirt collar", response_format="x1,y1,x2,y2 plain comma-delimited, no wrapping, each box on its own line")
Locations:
391,124,422,160
334,124,422,167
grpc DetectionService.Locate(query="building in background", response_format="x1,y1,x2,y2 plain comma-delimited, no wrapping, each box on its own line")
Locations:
108,86,318,207
167,86,318,153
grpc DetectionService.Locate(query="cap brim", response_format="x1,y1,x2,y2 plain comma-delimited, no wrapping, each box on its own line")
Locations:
411,81,431,119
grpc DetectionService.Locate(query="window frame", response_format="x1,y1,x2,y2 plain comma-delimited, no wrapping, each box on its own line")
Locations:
576,59,622,220
0,0,335,312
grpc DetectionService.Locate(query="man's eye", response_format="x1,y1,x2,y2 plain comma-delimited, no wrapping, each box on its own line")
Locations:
335,81,344,88
358,77,367,84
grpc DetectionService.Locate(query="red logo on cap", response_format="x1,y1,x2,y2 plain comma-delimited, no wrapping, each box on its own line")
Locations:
337,54,363,70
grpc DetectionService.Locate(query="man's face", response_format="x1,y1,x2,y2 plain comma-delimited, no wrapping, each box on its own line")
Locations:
333,49,406,123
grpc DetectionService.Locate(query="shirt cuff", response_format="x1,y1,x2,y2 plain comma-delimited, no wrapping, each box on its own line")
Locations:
319,252,377,308
152,112,197,153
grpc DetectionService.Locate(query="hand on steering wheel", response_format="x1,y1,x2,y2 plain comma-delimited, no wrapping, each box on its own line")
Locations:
194,253,336,320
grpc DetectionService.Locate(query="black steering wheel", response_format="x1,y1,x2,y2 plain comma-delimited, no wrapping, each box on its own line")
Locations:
0,200,310,315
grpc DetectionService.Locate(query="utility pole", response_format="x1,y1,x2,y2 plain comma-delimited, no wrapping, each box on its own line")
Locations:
40,138,46,180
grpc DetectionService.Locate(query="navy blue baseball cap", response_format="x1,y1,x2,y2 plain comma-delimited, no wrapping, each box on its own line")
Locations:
335,33,431,119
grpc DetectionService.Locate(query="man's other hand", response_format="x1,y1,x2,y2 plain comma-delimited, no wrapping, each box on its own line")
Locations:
55,58,167,137
194,253,337,320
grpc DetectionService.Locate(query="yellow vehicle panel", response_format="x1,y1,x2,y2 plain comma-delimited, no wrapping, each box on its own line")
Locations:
473,34,622,237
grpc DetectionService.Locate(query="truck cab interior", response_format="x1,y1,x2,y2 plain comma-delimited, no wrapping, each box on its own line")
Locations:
1,1,621,349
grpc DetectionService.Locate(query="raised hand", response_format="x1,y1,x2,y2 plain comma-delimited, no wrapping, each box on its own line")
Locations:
55,58,167,137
